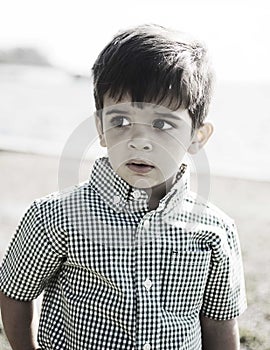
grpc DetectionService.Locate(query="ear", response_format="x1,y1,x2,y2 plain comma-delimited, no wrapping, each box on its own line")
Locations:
187,122,213,154
95,113,107,147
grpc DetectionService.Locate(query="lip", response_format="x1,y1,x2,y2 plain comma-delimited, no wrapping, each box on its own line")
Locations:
126,159,155,174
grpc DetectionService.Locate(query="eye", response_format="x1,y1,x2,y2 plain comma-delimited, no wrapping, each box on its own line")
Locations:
152,119,173,130
110,116,131,127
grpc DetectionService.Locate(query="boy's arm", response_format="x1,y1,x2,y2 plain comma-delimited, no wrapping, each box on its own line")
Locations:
0,291,39,350
200,314,240,350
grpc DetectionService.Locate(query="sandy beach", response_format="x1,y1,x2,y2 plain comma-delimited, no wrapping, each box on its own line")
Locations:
0,150,269,349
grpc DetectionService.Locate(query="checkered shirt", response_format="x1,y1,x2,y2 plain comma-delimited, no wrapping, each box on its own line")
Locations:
0,157,247,350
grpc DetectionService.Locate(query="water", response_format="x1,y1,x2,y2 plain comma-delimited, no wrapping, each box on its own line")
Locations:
0,64,269,181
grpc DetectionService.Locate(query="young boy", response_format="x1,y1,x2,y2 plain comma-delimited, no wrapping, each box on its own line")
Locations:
0,24,246,350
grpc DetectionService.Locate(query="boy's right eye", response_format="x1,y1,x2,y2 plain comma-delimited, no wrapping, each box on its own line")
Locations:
110,116,131,127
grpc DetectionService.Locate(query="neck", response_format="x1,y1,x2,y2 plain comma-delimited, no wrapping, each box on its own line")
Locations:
144,176,175,211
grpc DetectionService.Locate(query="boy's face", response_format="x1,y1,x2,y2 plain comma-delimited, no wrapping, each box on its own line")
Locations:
96,95,211,190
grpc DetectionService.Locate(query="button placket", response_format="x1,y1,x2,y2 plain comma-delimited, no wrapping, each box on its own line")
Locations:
135,212,161,350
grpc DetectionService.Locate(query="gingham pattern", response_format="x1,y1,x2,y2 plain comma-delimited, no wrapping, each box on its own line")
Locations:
0,157,247,350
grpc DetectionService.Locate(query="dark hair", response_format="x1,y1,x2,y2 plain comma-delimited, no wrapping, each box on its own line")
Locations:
92,24,214,133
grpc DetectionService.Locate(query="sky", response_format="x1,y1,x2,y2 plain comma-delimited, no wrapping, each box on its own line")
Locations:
1,0,270,82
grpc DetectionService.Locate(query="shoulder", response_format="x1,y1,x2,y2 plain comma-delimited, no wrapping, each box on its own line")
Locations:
185,191,241,258
165,190,242,266
34,179,93,208
170,190,238,251
31,179,96,229
182,190,236,232
24,180,96,252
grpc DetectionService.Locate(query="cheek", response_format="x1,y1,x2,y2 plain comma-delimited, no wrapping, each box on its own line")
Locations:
158,148,184,173
161,130,190,153
155,136,188,173
103,126,129,147
105,136,128,152
106,141,130,168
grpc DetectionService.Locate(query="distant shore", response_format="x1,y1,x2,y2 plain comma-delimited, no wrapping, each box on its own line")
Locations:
1,150,270,349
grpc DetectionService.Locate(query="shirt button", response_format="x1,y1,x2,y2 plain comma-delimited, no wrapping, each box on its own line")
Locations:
155,232,161,239
113,195,121,204
133,190,141,199
143,220,150,229
143,343,151,350
143,278,153,290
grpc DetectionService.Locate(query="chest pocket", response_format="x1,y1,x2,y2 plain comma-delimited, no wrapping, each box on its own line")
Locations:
161,249,211,315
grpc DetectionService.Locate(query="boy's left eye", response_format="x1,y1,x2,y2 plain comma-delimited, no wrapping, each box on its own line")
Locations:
152,119,173,130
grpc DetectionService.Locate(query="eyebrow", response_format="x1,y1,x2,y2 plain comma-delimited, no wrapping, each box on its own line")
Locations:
154,112,182,121
104,109,130,116
104,108,183,121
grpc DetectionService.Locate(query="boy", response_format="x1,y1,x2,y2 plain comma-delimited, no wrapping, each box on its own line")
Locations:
0,24,246,349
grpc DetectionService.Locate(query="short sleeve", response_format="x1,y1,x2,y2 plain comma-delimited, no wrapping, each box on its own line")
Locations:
201,221,247,320
0,200,66,301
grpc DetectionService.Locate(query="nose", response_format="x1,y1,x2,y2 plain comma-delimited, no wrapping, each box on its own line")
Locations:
128,138,153,151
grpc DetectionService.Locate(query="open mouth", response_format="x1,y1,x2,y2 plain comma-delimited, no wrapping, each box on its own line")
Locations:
126,160,155,174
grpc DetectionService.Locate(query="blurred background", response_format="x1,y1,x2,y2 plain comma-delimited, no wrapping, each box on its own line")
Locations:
0,0,269,349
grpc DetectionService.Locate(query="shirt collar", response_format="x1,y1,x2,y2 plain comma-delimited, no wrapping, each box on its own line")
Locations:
89,157,190,214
